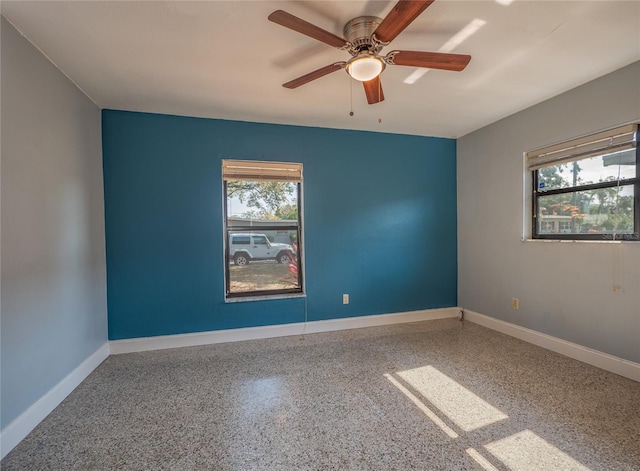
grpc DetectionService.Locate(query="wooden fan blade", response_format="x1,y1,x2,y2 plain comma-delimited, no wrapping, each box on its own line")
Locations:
373,1,434,44
363,76,385,104
283,62,346,89
388,50,471,71
268,10,348,49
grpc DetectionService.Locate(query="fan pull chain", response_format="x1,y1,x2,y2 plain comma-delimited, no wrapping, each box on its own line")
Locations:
378,79,382,124
349,78,354,117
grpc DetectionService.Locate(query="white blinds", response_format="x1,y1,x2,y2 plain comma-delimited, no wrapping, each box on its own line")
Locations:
526,123,638,171
222,160,302,182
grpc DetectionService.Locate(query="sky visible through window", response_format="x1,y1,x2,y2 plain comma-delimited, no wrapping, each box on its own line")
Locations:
227,183,298,219
538,149,635,193
555,150,634,186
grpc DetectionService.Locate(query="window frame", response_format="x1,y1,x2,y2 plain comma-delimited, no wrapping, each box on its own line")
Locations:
222,160,304,300
530,124,639,241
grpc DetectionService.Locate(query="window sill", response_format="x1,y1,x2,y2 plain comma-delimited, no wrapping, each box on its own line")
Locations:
521,238,629,244
225,292,306,303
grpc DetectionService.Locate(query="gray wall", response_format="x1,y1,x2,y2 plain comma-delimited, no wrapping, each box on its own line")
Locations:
1,17,108,429
458,61,640,363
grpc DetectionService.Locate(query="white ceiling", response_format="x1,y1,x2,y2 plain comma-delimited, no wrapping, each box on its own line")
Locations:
2,1,639,138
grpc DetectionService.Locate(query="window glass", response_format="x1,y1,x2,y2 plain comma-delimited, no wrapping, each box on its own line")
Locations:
223,161,303,298
537,185,635,236
252,236,268,245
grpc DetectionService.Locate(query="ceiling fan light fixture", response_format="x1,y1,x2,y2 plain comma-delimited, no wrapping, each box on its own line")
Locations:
346,54,385,82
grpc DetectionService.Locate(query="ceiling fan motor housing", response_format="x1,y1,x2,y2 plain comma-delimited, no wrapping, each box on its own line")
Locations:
343,16,384,55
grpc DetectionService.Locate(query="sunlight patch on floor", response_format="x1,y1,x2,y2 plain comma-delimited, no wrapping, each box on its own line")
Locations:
384,373,458,438
396,366,508,432
466,448,500,471
484,430,592,471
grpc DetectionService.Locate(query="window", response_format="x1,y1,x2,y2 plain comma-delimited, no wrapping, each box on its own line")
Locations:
223,160,303,299
528,123,639,240
231,236,251,245
558,221,571,233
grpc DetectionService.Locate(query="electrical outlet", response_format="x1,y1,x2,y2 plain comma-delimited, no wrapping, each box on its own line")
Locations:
343,294,349,305
511,298,519,310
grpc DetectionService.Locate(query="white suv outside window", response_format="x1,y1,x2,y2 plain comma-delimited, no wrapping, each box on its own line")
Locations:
229,233,294,265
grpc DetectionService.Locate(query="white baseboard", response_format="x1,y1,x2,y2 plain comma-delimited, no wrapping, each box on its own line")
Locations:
110,307,462,355
0,342,110,460
463,309,640,382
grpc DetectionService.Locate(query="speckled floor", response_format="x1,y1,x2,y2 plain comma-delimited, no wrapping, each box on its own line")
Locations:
3,318,639,470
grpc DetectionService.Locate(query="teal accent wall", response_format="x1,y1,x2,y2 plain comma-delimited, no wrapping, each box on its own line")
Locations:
102,110,457,340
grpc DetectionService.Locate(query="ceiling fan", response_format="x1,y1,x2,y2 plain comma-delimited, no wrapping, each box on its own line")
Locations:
268,0,472,105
